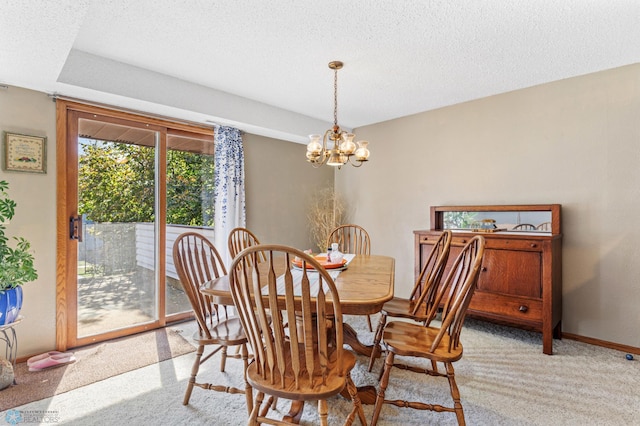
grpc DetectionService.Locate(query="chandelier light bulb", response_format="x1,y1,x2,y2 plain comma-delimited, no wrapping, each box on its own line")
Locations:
340,133,357,155
355,140,370,161
307,134,323,153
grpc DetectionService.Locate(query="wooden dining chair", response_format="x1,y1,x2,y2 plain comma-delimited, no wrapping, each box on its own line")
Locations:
367,230,452,372
172,232,252,412
326,224,371,257
371,235,486,426
228,227,267,264
229,244,367,426
512,223,535,230
326,224,374,331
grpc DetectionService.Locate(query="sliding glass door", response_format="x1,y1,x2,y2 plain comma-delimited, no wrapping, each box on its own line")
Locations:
58,101,215,348
75,116,162,339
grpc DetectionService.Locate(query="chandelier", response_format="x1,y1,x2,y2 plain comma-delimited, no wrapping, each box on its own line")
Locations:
306,61,370,168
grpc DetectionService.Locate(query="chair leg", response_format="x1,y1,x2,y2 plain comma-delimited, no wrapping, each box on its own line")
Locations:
259,396,275,418
250,391,265,425
183,344,204,405
366,314,373,332
318,399,328,426
376,348,388,382
220,345,228,372
344,373,367,426
368,313,387,372
371,351,394,426
241,343,253,416
445,362,466,426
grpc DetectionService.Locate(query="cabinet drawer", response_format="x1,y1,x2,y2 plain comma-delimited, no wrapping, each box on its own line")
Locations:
417,234,444,244
420,233,544,252
469,291,542,322
417,234,479,246
450,237,542,251
451,236,472,245
485,238,543,251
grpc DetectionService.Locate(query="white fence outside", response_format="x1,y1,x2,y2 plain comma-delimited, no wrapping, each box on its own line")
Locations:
79,222,215,280
136,223,216,280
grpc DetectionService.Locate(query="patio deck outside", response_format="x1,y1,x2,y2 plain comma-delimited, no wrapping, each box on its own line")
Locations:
77,222,211,337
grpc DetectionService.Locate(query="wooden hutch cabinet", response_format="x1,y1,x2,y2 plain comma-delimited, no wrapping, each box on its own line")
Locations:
414,204,562,354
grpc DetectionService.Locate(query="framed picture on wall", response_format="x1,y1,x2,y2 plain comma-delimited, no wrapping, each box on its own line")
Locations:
2,132,47,174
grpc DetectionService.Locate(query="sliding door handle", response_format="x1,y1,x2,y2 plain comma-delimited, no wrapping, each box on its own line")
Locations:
70,215,83,242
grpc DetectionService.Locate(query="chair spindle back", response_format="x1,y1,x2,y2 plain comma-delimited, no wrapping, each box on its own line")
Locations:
429,235,485,352
229,244,345,390
410,230,452,318
326,224,371,255
173,232,228,338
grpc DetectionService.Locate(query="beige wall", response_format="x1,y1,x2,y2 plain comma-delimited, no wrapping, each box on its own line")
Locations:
243,132,333,248
338,63,640,347
0,87,57,355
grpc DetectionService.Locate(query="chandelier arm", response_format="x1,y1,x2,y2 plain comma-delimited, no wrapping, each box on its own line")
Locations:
345,156,363,168
323,129,332,152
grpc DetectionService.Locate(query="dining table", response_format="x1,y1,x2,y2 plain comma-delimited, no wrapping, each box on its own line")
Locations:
200,253,395,413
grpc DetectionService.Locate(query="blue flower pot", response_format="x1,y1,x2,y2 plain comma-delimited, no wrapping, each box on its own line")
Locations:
0,287,23,326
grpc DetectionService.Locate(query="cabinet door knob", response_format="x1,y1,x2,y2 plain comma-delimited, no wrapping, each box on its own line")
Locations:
530,243,537,248
518,305,528,313
481,267,487,272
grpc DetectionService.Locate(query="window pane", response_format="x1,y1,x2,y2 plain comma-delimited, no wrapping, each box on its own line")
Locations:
77,119,159,337
165,133,215,316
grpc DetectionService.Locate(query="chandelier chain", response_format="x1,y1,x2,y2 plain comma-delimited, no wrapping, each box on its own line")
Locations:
333,67,338,127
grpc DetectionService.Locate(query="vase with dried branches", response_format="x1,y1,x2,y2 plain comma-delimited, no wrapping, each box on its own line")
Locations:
307,187,345,252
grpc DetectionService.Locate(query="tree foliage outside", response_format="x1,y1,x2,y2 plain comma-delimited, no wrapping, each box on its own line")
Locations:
166,147,215,226
443,211,477,229
78,139,214,226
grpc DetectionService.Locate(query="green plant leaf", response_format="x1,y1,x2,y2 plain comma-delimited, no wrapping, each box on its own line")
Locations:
0,180,38,290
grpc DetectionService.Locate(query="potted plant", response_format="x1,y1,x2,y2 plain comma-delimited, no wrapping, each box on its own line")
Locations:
0,180,37,325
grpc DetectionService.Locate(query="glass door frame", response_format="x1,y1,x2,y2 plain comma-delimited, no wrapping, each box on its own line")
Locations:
55,99,213,350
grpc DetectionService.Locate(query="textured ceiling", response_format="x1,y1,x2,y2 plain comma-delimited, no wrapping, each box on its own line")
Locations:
1,1,639,143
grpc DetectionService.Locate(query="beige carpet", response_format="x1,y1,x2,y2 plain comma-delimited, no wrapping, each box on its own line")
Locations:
0,327,195,411
2,317,638,425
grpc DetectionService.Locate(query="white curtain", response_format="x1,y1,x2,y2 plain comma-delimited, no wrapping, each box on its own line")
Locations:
213,126,246,266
